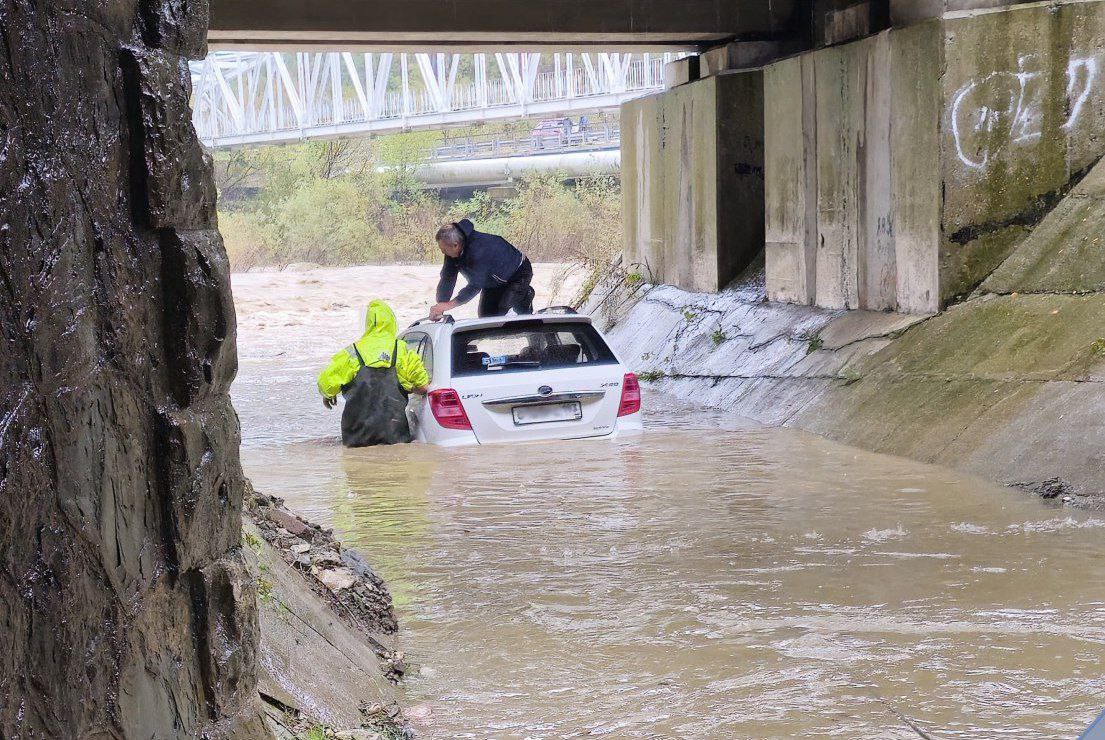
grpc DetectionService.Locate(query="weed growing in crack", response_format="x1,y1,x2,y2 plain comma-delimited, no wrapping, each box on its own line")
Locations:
243,531,264,555
637,370,667,382
257,575,274,604
806,336,824,355
839,368,862,385
711,329,727,346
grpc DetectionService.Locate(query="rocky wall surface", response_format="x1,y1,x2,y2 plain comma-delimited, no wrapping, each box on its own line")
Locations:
244,494,405,735
0,0,262,736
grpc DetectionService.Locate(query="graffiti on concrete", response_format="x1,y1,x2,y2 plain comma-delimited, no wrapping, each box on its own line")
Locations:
951,54,1096,170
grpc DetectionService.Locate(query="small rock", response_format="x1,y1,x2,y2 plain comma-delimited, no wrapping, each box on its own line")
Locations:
318,567,357,592
314,550,342,566
290,542,311,555
334,731,382,740
1012,477,1074,500
342,549,382,580
266,507,313,538
293,555,311,569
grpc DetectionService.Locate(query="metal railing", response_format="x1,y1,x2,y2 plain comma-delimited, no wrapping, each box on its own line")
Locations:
191,52,679,148
431,122,620,161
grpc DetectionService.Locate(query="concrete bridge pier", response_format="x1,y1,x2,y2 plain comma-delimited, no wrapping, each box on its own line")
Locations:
622,0,1105,313
622,71,765,292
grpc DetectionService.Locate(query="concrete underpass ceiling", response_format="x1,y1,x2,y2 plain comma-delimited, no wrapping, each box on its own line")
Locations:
207,0,803,51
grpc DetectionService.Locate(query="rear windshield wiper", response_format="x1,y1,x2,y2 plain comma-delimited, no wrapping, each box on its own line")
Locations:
485,360,541,370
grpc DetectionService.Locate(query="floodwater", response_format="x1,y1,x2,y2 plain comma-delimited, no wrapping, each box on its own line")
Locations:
234,267,1105,738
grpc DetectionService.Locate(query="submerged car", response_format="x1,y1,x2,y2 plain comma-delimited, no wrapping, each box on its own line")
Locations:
400,310,642,446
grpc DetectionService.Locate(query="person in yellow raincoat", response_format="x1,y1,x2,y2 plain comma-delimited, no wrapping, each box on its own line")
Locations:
318,300,430,447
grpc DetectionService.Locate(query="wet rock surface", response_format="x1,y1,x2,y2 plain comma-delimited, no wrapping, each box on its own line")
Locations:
1012,477,1082,503
243,493,409,738
0,0,261,736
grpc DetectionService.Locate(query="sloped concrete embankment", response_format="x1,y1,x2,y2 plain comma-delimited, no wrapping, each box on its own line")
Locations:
593,162,1105,503
244,492,410,739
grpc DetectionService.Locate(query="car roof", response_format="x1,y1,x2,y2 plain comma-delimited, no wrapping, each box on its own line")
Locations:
404,313,592,337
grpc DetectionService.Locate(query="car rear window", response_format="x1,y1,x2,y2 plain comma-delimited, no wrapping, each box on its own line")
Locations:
451,320,618,376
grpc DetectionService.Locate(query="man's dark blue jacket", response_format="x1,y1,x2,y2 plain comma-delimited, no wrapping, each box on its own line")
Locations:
435,219,526,305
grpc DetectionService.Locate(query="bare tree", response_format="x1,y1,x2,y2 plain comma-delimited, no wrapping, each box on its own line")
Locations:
214,147,268,193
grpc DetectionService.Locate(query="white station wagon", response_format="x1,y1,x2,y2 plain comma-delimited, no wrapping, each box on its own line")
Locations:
400,309,643,446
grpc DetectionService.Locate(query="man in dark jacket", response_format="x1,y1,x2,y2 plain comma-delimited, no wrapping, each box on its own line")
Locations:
430,219,535,319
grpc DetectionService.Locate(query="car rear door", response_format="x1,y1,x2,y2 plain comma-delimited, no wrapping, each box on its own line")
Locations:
448,319,625,444
402,331,432,439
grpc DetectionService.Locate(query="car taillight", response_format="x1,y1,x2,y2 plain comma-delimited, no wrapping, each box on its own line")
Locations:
429,389,472,430
618,373,641,417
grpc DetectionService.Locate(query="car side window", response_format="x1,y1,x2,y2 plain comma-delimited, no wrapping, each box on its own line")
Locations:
404,333,426,378
418,336,434,381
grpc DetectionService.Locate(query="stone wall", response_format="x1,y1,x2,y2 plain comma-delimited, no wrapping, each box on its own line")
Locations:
0,1,261,736
622,72,764,292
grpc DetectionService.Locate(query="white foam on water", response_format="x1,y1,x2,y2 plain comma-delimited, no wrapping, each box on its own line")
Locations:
862,524,908,543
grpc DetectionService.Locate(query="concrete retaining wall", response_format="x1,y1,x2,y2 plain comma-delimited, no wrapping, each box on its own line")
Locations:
939,0,1105,300
763,0,1105,312
596,150,1105,505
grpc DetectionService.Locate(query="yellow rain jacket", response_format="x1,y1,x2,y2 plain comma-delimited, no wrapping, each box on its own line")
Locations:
317,300,429,399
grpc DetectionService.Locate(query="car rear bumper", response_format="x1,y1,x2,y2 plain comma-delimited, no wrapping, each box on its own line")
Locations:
421,414,643,447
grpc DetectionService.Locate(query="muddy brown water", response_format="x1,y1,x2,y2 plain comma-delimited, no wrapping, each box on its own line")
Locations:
239,398,1105,738
233,276,1105,738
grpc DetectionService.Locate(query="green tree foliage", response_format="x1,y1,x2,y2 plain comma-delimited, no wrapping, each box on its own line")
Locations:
215,135,622,271
274,178,375,264
373,130,437,197
448,173,622,263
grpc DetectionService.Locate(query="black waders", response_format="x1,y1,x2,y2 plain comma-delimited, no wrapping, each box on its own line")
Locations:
340,342,413,447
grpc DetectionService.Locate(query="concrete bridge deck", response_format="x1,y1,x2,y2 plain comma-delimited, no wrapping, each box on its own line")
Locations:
207,0,803,50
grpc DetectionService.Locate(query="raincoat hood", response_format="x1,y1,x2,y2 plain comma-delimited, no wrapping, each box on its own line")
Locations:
317,298,429,399
362,299,398,340
456,218,476,242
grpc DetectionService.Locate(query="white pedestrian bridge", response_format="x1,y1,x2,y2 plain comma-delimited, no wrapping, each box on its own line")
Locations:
190,51,680,149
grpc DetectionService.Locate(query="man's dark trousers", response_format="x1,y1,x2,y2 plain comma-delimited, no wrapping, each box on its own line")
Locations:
478,258,535,317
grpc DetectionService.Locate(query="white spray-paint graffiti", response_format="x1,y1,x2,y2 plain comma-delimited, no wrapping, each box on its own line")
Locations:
951,54,1097,170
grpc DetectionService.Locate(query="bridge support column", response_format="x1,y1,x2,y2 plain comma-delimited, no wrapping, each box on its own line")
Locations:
764,25,941,313
765,0,1105,313
622,71,764,292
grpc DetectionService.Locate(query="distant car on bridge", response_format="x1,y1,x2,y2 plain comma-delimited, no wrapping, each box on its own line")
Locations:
400,310,642,446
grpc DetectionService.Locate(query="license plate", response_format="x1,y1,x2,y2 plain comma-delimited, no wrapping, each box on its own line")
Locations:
512,402,582,425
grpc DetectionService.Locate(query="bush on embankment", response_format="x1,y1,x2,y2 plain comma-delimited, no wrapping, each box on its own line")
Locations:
214,137,622,271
